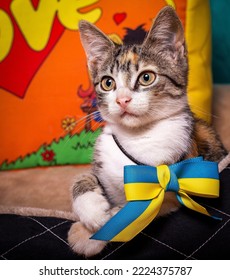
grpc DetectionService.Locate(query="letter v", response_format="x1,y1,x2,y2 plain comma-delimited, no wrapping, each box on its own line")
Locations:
11,0,58,51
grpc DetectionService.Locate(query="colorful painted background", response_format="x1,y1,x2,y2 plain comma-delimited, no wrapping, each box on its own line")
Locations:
0,0,211,170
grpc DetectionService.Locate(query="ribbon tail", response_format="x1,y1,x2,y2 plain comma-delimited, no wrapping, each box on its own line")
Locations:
91,190,164,242
177,191,221,220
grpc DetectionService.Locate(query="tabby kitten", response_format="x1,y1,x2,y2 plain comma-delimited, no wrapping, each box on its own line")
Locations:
68,6,226,257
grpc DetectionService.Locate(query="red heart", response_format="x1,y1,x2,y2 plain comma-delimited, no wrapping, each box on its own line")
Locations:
113,13,127,25
0,1,65,98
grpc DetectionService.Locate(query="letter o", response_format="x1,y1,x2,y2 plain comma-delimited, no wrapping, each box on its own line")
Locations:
0,10,14,62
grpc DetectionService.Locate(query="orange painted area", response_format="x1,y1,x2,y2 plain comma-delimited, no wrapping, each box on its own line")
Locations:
174,0,187,28
0,0,187,163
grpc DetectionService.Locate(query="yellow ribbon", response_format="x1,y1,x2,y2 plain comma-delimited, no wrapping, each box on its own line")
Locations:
91,157,220,242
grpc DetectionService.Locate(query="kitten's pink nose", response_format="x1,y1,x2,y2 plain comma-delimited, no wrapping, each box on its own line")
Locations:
116,97,132,109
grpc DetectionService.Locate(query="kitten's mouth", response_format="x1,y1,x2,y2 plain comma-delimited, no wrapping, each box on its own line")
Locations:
120,111,138,118
118,110,145,128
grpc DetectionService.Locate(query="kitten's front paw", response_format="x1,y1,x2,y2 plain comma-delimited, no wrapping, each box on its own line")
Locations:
73,191,111,232
68,222,107,257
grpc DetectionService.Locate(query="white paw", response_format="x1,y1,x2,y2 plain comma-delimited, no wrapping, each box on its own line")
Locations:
68,222,107,257
73,191,111,232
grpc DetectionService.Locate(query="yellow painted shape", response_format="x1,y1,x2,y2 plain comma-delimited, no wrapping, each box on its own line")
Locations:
185,0,212,123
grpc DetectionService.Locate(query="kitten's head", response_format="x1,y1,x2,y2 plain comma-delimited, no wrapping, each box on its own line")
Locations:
79,6,188,129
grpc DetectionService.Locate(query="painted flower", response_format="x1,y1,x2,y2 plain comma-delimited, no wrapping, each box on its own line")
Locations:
41,150,55,162
62,117,76,132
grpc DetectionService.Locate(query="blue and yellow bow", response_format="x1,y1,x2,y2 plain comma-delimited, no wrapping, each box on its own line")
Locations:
91,157,220,242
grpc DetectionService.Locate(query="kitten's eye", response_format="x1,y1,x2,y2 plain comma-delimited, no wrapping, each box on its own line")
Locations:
101,77,116,91
138,71,156,86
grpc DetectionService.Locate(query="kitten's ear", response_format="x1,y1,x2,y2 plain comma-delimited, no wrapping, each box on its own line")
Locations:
79,21,115,72
142,6,185,58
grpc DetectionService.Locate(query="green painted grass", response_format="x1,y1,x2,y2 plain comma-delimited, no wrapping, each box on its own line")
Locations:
0,129,101,170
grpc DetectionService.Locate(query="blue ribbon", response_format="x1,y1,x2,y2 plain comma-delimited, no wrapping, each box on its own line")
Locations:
91,157,220,242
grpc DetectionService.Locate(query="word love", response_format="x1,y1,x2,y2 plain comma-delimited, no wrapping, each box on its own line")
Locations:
0,0,102,62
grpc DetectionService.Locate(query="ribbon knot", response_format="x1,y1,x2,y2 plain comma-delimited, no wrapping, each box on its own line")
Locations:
157,165,179,192
91,157,221,242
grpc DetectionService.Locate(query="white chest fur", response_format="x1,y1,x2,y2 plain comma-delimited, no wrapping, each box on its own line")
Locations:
95,115,191,205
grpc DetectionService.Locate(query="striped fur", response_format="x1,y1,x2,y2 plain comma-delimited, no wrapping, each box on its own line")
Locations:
68,6,227,257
